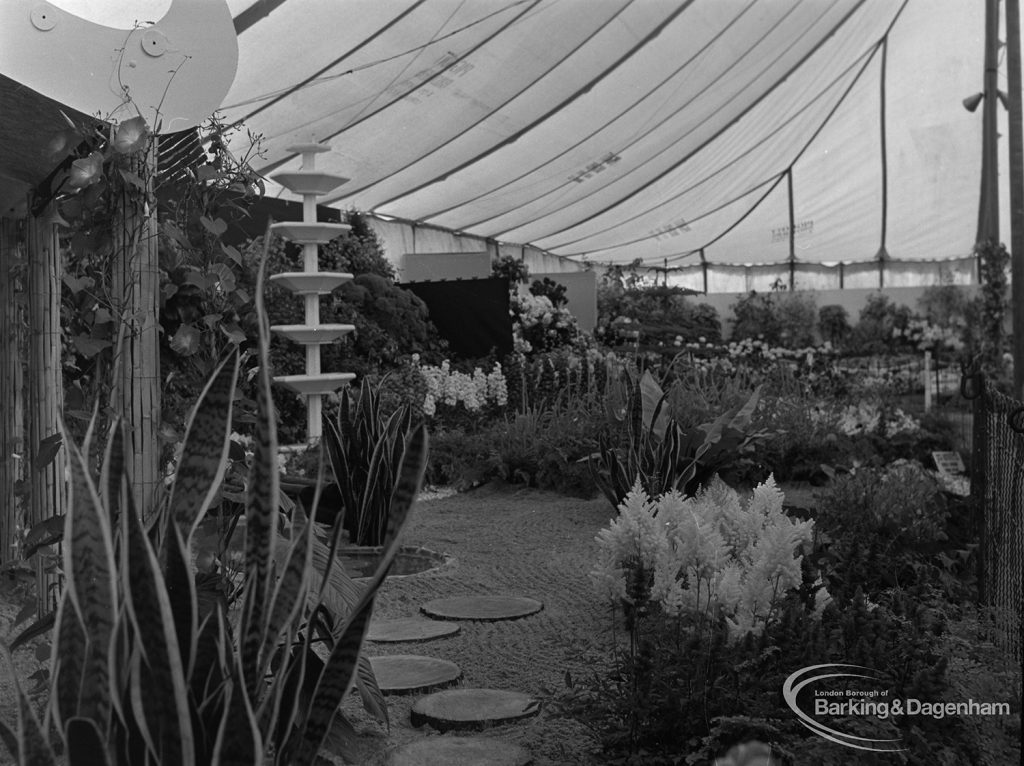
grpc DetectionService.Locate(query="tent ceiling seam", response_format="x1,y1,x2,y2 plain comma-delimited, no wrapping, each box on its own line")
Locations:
359,0,696,213
494,0,871,249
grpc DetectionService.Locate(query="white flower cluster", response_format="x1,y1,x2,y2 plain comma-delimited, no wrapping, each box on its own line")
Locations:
418,359,508,417
591,477,819,640
829,402,920,435
893,319,964,352
516,293,559,328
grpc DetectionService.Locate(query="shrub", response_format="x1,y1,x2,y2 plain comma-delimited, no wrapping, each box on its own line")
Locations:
811,462,963,603
331,273,448,375
817,304,850,346
589,370,766,508
730,291,782,345
774,292,817,348
598,285,723,348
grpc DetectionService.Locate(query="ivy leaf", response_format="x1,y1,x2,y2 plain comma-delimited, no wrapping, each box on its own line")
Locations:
170,324,201,356
118,168,147,191
162,220,191,249
113,116,149,154
221,243,242,265
208,262,236,293
200,216,228,237
35,433,63,473
220,323,246,344
62,275,93,294
72,335,111,358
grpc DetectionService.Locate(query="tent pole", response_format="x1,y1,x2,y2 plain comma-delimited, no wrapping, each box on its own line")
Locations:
977,0,1001,245
1007,0,1024,398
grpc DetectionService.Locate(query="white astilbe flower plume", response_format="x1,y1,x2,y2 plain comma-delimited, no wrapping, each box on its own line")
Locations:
590,480,666,604
590,473,817,641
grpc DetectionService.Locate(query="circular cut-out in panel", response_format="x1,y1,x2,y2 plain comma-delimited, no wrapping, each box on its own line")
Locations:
368,655,462,695
368,617,460,643
420,595,543,622
387,735,532,766
411,688,541,732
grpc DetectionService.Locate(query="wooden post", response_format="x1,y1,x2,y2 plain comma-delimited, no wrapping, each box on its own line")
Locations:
923,350,932,412
110,148,161,517
26,208,67,617
0,218,25,567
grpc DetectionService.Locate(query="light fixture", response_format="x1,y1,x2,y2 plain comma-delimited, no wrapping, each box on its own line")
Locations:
963,92,984,112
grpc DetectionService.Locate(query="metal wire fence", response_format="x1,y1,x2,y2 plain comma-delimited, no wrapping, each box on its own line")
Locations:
965,372,1024,664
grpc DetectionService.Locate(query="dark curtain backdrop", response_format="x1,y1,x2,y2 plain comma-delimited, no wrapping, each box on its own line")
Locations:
403,278,513,358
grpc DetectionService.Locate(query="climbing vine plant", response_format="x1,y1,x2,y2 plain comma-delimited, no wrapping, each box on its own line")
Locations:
48,113,266,444
974,239,1010,379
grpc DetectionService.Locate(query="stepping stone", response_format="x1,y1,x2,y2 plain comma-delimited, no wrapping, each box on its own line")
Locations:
387,736,532,766
369,655,462,695
411,688,541,732
420,595,543,622
368,617,460,643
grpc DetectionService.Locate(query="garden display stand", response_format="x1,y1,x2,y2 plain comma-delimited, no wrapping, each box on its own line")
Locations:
268,143,355,442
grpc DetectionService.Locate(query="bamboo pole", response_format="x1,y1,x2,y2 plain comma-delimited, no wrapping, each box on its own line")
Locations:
110,147,161,518
26,208,66,617
0,218,25,567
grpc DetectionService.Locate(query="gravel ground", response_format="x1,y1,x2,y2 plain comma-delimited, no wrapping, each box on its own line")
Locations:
348,484,614,766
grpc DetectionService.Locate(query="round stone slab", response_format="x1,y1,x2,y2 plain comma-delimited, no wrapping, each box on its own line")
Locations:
387,736,532,766
368,655,462,695
368,617,461,643
411,688,541,732
420,595,543,622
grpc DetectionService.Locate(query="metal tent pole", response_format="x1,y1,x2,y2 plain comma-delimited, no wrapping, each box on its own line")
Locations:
977,0,1002,245
1006,0,1024,398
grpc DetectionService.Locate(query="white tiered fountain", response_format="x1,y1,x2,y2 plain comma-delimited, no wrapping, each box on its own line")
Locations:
269,143,355,442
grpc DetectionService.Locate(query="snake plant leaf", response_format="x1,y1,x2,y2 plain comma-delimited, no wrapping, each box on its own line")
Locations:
354,654,388,726
259,516,313,680
162,521,198,678
287,598,374,766
61,437,117,736
291,425,428,764
0,644,58,766
0,717,15,764
50,590,85,737
241,236,279,697
121,490,195,766
99,422,124,523
166,350,240,540
269,638,313,764
210,651,262,766
66,717,111,766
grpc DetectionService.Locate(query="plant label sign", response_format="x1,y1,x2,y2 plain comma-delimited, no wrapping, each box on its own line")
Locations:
932,451,965,476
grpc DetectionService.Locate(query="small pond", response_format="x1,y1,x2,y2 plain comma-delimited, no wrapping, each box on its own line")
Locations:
338,545,451,580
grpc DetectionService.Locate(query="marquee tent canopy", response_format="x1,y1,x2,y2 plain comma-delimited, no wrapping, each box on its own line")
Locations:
40,0,1022,288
